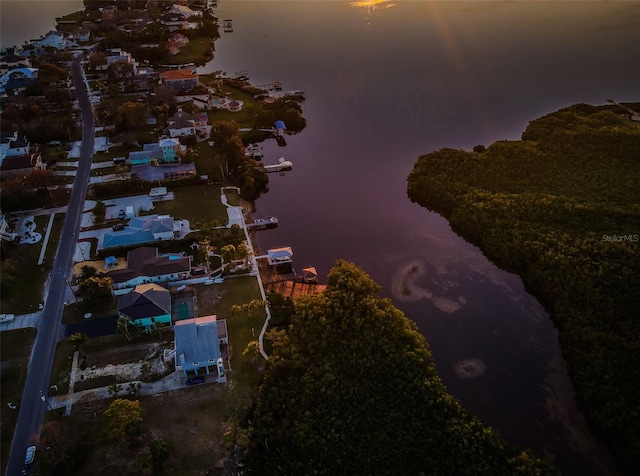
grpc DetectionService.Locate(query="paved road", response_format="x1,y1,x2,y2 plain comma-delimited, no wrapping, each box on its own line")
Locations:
5,54,95,476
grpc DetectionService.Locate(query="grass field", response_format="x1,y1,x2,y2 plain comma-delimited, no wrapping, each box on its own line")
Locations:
0,213,63,314
147,184,230,226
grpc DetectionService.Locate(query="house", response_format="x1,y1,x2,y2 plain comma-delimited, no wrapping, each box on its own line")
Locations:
101,214,180,250
128,137,184,165
170,4,203,18
108,246,192,294
167,109,196,137
167,33,189,55
174,315,228,381
0,212,19,242
118,283,172,332
103,48,138,75
166,108,209,138
267,247,293,265
68,28,92,43
102,4,117,21
159,69,199,92
0,153,44,180
0,67,38,93
1,131,30,159
159,12,191,31
31,31,71,50
130,162,197,182
0,53,32,75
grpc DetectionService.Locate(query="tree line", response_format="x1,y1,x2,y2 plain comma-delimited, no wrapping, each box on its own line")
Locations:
407,103,640,473
244,260,557,475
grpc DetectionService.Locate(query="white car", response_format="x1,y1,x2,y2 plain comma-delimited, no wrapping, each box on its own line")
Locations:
24,445,36,465
0,314,15,323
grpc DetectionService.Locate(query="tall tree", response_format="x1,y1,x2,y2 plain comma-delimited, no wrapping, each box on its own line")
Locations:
102,398,144,444
247,261,557,475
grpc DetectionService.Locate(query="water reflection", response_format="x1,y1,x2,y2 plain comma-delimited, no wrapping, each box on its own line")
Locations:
350,0,397,25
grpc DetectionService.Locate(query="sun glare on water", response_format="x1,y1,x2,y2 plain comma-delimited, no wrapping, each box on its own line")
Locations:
350,0,396,24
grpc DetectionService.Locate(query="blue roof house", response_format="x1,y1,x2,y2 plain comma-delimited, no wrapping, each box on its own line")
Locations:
118,283,172,333
101,214,176,250
174,315,228,382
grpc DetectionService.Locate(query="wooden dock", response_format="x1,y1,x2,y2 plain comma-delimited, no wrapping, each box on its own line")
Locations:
265,279,327,299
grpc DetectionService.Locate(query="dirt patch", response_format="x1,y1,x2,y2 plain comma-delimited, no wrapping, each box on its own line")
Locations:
79,342,172,382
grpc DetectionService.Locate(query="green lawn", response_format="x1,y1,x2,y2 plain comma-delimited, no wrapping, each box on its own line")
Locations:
0,214,56,314
194,277,266,379
146,184,229,226
61,297,118,325
163,37,213,65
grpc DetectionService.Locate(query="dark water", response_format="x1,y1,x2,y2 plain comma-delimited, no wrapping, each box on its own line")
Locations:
0,1,84,48
200,1,640,474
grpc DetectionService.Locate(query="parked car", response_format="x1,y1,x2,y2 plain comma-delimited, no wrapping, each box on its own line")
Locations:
24,445,36,465
112,223,125,231
0,314,15,323
186,376,205,386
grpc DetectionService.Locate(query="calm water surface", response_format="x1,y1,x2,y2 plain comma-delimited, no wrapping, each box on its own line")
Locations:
201,1,640,474
0,1,84,48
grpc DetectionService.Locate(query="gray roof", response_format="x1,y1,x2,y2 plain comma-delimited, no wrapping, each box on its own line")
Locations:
130,163,196,182
174,316,222,372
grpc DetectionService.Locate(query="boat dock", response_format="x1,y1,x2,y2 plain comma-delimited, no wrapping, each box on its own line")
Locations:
265,279,326,299
263,157,292,173
247,217,278,230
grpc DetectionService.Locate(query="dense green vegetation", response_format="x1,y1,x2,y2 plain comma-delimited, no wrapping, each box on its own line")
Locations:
246,261,556,475
407,104,640,473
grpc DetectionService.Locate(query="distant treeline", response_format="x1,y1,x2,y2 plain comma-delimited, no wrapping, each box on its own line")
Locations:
246,261,558,475
407,104,640,473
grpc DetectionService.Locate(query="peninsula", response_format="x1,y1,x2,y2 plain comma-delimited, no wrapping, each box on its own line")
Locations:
407,103,640,474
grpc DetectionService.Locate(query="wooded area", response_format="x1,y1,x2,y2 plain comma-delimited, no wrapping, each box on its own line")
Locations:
407,104,640,473
246,261,557,475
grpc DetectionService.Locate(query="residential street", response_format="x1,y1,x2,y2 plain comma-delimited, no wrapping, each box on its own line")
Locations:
5,53,95,476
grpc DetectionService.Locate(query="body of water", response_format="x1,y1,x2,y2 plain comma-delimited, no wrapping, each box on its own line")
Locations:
0,1,84,49
200,1,640,474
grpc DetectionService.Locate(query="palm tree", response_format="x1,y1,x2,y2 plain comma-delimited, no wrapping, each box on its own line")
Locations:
108,382,123,398
117,316,132,341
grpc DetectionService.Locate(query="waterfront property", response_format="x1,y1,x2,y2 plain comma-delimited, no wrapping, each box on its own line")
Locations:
128,138,185,165
117,283,172,332
101,214,187,250
173,315,228,381
166,108,210,140
159,69,200,92
107,246,192,295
